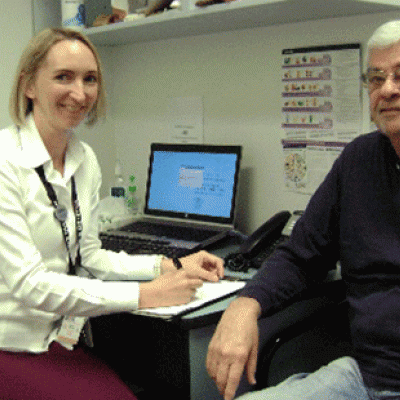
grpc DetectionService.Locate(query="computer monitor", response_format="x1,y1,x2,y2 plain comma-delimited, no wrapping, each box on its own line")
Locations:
144,143,242,226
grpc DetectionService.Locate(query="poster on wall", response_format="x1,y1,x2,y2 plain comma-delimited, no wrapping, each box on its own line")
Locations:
281,44,361,194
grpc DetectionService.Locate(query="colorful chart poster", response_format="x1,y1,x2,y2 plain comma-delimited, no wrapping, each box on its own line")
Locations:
281,44,361,194
282,140,346,194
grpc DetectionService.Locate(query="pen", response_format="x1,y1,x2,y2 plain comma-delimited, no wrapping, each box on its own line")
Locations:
172,257,183,270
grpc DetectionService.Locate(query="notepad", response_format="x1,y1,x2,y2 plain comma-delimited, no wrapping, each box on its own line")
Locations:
132,280,246,319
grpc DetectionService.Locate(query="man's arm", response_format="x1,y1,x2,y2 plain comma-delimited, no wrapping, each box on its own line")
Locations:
206,297,261,400
207,150,344,399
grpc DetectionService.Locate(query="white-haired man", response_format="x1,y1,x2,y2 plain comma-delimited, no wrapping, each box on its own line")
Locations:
207,20,400,400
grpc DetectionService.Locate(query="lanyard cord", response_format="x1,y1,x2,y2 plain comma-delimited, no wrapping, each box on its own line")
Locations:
35,165,96,348
35,165,82,276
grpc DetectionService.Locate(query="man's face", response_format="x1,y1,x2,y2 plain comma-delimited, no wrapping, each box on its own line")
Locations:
369,41,400,140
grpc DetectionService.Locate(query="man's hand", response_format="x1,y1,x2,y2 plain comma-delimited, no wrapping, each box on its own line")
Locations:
206,297,261,400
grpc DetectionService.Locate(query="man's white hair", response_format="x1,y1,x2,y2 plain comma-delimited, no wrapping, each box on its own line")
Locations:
367,20,400,63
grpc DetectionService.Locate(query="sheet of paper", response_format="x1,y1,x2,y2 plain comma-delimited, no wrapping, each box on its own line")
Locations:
169,96,204,143
133,280,245,318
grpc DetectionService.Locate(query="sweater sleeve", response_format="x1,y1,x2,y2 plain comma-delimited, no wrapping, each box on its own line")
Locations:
240,154,342,316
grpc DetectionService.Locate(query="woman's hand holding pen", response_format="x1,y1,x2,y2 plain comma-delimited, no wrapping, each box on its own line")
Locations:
139,270,203,308
164,250,224,282
139,250,224,309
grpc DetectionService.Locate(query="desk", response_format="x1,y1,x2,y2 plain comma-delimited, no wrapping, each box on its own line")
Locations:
91,236,343,400
91,296,244,399
91,235,255,399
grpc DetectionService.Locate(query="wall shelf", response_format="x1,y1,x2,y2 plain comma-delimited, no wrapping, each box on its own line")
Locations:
83,0,400,46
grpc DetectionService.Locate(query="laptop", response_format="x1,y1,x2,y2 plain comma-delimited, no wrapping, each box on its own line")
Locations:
107,143,242,253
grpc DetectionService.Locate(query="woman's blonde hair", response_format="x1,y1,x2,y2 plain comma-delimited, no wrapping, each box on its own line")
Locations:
9,27,106,127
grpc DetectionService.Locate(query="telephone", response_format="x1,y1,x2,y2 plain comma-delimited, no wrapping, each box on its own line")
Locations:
225,210,303,273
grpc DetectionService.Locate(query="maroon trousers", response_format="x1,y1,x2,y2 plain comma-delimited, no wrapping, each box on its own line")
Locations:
0,342,138,400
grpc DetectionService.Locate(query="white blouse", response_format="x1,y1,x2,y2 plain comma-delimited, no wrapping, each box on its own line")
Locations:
0,116,159,353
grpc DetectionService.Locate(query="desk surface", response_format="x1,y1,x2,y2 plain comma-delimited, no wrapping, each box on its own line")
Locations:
146,233,248,330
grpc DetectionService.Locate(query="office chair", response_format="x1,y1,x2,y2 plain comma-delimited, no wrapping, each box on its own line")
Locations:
253,279,352,390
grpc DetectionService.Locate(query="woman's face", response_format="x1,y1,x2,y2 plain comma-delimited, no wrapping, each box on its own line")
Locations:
25,39,99,136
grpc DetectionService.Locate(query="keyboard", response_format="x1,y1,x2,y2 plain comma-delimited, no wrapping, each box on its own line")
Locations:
100,232,185,258
118,220,222,242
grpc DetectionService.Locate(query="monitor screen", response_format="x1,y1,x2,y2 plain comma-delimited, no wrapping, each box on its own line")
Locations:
144,143,242,225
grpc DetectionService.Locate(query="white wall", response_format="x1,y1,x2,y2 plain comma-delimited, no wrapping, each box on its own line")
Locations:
89,10,400,234
4,6,400,234
0,0,61,128
0,1,33,128
32,0,61,35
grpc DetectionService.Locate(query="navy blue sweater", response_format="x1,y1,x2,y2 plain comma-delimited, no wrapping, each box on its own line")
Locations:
241,131,400,390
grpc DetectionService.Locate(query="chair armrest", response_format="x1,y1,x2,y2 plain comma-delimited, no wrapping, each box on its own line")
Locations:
255,279,348,389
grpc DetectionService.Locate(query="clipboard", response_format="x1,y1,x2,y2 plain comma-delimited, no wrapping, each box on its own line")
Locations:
132,280,246,320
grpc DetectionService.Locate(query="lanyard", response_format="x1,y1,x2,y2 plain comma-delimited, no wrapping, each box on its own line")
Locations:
35,165,82,276
35,165,96,348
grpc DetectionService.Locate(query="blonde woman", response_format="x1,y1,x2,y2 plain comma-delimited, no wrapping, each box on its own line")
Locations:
0,27,223,399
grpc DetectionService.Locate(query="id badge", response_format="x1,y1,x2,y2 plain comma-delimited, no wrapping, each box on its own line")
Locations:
56,316,86,350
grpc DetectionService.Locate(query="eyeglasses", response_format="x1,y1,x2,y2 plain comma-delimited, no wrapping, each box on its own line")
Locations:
361,68,400,91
